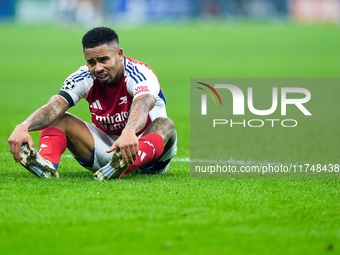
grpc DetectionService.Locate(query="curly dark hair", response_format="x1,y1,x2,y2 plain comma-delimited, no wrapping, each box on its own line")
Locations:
82,27,119,49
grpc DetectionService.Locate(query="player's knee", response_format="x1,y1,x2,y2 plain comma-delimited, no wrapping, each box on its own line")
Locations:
154,117,175,131
50,112,76,130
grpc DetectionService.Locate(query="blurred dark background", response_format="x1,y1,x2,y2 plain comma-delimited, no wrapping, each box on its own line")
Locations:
1,0,339,25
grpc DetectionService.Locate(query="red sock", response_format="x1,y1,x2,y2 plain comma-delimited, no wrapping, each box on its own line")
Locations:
39,127,67,168
119,133,164,178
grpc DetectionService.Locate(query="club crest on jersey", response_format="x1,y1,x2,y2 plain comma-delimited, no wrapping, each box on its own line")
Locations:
62,78,76,90
119,96,128,105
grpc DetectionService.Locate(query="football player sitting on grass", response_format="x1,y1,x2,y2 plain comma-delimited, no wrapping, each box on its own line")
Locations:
8,27,177,180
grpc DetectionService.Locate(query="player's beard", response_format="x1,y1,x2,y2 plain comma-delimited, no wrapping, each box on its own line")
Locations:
96,73,113,86
98,62,122,86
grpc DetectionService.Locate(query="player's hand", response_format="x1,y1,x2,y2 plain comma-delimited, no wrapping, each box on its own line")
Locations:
106,129,138,165
8,124,34,162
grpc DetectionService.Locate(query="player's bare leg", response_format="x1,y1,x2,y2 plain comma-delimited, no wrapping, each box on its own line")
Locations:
49,112,95,163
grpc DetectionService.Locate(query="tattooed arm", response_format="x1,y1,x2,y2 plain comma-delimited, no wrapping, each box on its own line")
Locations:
107,93,156,164
125,94,156,133
8,95,69,161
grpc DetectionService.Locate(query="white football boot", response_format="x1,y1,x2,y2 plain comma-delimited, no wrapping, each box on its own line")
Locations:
93,148,128,181
19,143,59,178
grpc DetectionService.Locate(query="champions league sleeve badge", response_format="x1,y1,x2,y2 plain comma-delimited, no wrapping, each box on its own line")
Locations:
61,77,76,90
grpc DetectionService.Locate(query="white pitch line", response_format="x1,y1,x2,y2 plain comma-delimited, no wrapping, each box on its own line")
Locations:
63,155,287,166
1,152,294,166
63,155,292,166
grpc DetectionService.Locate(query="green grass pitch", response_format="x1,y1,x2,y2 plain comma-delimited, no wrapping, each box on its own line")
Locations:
0,21,339,254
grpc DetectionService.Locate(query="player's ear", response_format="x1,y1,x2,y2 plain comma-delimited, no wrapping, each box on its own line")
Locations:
118,48,124,60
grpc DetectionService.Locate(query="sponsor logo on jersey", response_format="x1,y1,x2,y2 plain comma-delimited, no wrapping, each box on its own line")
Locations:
94,111,129,131
135,86,150,95
62,78,76,90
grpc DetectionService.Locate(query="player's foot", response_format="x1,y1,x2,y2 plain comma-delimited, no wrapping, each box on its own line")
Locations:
19,143,59,178
93,148,128,181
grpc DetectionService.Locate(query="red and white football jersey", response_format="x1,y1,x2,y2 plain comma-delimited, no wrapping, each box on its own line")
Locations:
58,57,167,136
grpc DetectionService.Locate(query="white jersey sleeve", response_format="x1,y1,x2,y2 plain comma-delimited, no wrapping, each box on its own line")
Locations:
125,63,160,100
124,58,167,120
58,65,94,107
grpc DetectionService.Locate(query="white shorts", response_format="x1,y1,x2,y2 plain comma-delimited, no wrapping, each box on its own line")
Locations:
74,123,177,174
